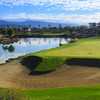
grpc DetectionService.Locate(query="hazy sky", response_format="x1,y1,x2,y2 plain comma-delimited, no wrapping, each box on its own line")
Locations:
0,0,100,24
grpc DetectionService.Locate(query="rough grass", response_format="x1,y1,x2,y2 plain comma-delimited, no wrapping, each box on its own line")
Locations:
0,88,23,100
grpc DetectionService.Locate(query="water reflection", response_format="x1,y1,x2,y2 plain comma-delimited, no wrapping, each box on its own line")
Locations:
0,38,70,64
2,45,15,53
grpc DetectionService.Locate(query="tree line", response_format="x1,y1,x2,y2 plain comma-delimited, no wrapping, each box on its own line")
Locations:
0,23,100,38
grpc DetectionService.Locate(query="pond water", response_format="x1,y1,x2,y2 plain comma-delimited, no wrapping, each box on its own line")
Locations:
0,38,71,64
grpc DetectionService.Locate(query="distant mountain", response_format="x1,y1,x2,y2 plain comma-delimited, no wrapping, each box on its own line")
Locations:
0,20,76,28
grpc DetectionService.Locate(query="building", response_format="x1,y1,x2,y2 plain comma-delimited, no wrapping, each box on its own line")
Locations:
89,23,97,28
97,23,100,28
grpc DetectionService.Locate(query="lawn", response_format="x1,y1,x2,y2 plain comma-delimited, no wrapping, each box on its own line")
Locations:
1,37,100,99
28,37,100,72
1,86,100,100
19,86,100,100
34,37,100,58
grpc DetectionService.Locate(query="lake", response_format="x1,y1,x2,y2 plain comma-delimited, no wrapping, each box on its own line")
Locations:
0,38,71,64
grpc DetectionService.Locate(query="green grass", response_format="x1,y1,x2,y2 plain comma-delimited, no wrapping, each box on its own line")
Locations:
29,37,100,72
2,37,100,99
35,56,66,72
17,37,100,100
1,86,100,100
19,86,100,100
34,37,100,58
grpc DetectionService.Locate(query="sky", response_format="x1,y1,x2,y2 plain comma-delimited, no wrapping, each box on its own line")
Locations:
0,0,100,24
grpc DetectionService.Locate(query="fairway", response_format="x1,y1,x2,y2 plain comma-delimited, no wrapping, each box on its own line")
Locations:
35,37,100,58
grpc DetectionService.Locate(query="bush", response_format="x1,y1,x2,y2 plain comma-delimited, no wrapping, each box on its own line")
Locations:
21,56,43,72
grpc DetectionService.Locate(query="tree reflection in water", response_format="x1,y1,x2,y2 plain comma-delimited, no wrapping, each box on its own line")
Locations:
2,45,15,53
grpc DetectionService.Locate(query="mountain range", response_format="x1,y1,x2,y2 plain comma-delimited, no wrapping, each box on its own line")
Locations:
0,19,77,28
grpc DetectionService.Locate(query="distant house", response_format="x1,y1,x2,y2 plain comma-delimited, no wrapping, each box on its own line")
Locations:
71,31,81,38
89,23,97,28
97,23,100,28
0,34,3,38
28,28,32,32
72,29,97,38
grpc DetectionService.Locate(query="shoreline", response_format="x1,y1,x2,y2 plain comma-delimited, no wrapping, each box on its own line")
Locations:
13,34,69,38
0,34,70,44
0,37,19,44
